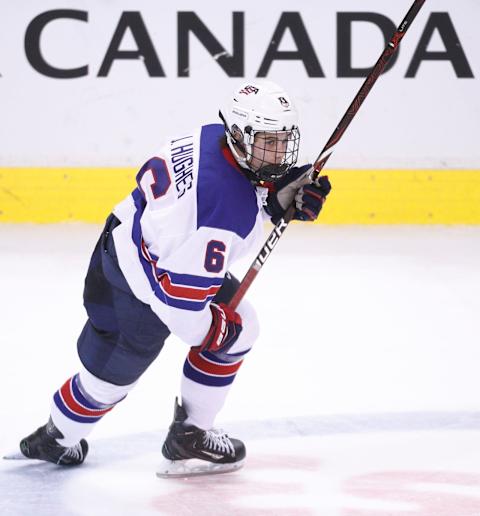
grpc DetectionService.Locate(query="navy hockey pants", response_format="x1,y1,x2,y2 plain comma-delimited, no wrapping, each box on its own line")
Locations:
77,214,239,386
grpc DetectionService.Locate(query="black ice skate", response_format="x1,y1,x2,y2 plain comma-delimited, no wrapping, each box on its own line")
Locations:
157,398,245,478
16,418,88,466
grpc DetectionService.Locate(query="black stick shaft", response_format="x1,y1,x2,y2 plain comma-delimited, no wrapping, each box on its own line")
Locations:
229,0,426,310
311,0,427,179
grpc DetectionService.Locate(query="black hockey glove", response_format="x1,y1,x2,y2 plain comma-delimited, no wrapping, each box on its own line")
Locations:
265,164,332,224
199,302,243,353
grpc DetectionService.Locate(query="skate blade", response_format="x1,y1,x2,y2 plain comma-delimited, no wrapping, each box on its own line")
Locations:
3,449,27,460
156,458,244,478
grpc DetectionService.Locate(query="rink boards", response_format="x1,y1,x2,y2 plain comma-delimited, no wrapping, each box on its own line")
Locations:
1,167,479,224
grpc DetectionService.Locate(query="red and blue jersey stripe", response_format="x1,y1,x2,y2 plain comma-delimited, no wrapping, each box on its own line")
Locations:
156,268,223,308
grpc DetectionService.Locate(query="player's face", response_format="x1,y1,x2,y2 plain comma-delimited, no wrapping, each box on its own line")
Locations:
248,131,290,171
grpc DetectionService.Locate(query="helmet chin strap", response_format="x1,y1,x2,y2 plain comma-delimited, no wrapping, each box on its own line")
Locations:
220,110,254,172
226,136,251,171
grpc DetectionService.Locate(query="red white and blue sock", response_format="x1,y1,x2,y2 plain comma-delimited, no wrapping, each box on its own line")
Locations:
50,368,134,446
181,348,249,430
181,298,259,430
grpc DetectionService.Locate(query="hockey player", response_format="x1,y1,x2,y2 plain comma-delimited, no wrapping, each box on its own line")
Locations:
16,80,331,476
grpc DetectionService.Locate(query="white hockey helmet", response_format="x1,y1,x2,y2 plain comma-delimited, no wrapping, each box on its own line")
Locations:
219,80,300,182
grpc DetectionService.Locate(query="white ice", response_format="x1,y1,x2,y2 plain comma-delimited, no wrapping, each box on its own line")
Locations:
1,223,480,516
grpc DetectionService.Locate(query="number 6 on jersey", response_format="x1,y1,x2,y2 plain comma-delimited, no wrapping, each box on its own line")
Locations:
204,240,226,273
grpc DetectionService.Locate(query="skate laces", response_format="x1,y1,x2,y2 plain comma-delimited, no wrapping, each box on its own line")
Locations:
203,430,235,456
57,442,84,463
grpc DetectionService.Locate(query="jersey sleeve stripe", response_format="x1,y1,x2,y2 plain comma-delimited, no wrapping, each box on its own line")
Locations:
158,273,221,301
155,267,224,289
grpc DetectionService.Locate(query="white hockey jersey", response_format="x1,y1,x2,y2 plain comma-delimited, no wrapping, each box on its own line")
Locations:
112,124,266,347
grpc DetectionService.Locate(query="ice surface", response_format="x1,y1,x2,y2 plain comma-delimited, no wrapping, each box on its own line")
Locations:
1,224,480,515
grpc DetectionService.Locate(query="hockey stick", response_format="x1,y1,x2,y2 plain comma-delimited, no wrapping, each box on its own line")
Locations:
228,0,426,310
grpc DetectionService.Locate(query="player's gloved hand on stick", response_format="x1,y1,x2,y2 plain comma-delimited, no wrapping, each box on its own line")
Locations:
294,177,332,221
199,302,243,353
265,164,332,224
